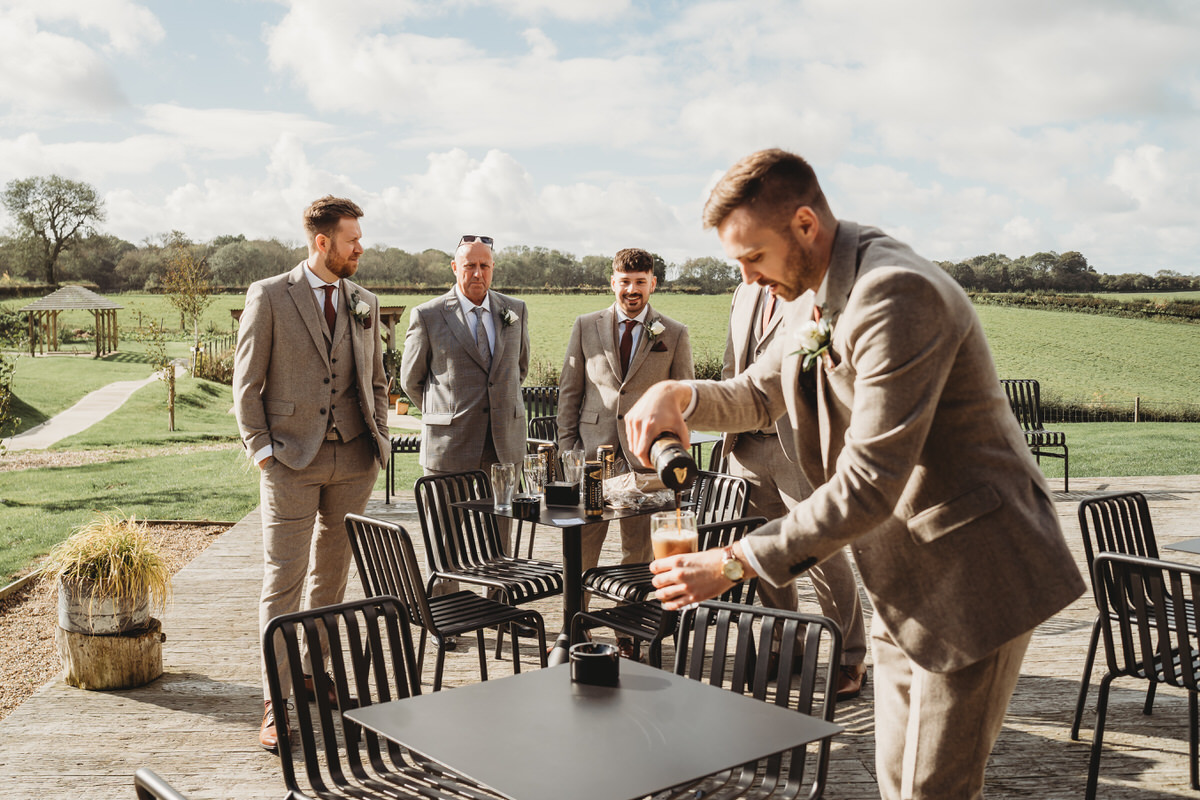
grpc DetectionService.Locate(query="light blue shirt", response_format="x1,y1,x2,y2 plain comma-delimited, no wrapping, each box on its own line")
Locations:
455,286,495,354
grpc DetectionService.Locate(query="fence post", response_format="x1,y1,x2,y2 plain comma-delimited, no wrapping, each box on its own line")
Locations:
1134,396,1140,423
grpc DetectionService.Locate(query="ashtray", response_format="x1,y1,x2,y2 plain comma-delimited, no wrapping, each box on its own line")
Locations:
511,494,540,520
569,642,620,686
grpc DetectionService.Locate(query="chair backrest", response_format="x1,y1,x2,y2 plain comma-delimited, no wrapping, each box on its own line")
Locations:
528,415,558,443
134,768,190,800
1094,552,1200,691
690,470,751,524
674,600,842,800
522,385,559,426
413,470,504,575
346,514,438,633
1078,491,1160,571
262,596,423,798
999,378,1045,432
698,516,767,605
707,436,729,472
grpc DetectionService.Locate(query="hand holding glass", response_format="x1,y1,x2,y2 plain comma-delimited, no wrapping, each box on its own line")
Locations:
490,463,517,512
522,454,546,496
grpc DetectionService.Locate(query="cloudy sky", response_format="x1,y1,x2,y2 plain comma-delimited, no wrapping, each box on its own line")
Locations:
1,0,1197,274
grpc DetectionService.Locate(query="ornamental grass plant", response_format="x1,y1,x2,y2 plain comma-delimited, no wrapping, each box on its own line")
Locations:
41,512,172,613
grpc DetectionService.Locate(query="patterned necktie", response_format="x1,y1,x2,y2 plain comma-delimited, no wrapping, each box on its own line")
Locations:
619,318,634,378
323,284,336,332
474,306,491,367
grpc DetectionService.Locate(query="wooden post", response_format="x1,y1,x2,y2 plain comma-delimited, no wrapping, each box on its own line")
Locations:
1134,396,1140,423
55,618,164,690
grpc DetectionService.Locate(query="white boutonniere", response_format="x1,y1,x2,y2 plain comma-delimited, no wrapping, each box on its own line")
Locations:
501,308,519,327
791,311,833,371
348,289,372,327
645,319,666,340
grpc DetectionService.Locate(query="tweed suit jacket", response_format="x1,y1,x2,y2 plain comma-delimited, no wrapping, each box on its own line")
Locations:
233,262,390,470
400,289,530,472
688,221,1085,672
720,282,804,463
558,303,693,468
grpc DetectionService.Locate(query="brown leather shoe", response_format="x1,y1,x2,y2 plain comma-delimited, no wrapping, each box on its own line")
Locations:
259,700,287,753
616,637,643,662
836,663,868,701
302,672,356,709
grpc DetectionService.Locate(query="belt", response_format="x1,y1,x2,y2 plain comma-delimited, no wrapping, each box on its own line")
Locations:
741,430,777,439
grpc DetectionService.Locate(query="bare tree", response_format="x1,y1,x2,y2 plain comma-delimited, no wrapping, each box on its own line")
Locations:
2,175,105,286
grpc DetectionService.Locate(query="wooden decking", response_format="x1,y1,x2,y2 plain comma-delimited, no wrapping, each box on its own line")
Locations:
1,475,1198,799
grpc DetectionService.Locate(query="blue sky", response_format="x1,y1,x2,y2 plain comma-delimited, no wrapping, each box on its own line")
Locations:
2,0,1198,274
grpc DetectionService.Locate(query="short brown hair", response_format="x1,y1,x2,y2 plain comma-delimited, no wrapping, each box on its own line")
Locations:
302,196,364,245
612,248,654,274
701,149,829,231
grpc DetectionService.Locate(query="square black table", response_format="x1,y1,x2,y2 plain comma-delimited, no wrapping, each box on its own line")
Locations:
345,660,842,800
454,498,662,665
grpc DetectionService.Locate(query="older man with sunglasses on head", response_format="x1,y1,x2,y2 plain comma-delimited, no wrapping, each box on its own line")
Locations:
401,234,530,565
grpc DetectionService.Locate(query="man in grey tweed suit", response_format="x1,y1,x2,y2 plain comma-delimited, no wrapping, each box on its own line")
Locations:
233,196,389,752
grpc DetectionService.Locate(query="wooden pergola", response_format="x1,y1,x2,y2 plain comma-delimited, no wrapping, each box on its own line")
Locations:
20,285,122,358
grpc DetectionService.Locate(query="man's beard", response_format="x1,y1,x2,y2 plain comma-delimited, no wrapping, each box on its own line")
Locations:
777,237,817,301
326,249,358,279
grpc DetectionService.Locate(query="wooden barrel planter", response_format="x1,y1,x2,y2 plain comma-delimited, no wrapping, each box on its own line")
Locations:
55,578,164,690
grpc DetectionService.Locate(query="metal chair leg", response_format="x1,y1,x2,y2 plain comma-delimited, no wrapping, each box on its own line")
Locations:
1072,616,1101,740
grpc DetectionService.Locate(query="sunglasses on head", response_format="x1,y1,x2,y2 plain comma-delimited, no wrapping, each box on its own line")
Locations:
458,235,494,248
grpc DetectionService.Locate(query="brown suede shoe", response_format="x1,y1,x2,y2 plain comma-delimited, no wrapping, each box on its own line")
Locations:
302,672,356,709
259,700,287,753
836,663,868,701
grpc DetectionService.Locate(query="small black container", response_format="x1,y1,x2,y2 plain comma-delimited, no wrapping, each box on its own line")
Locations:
544,481,579,507
511,494,541,520
569,642,620,686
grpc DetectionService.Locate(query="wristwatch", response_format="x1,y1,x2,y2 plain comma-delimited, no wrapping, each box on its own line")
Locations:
721,544,745,583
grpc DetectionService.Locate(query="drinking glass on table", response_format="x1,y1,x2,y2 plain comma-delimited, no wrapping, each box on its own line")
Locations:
561,448,585,485
490,462,517,512
522,454,546,496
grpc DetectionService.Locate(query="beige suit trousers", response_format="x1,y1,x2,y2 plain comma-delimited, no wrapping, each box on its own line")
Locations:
873,621,1031,799
259,435,378,698
727,433,867,665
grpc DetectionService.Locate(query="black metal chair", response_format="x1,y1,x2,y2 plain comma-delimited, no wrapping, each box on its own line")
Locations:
582,471,751,605
651,600,842,799
134,769,189,800
1086,553,1200,799
1000,378,1069,490
1071,491,1189,739
572,517,765,668
521,385,559,430
516,415,560,558
385,434,421,504
413,470,563,658
262,596,504,799
345,514,547,691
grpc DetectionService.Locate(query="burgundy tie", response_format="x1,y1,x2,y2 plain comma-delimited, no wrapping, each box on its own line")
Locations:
323,284,336,331
619,319,634,378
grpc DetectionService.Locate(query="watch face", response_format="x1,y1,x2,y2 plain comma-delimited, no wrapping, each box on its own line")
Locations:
723,558,744,581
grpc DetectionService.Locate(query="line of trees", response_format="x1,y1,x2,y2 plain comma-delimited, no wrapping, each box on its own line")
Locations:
2,174,1197,295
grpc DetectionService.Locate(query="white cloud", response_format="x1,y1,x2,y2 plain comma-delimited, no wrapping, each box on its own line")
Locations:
141,105,341,159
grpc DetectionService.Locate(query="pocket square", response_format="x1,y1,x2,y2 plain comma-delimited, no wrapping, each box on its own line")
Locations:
650,340,668,352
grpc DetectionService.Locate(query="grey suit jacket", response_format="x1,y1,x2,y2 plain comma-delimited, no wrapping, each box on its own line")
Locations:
558,303,694,468
233,262,390,470
400,289,529,472
688,221,1085,672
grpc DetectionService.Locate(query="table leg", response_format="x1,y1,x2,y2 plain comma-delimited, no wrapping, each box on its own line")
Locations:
548,523,583,666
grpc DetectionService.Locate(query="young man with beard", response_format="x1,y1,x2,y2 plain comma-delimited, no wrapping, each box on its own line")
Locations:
556,248,693,657
626,149,1084,798
233,196,390,752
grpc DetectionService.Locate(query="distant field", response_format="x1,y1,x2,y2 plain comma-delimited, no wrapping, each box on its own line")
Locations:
1091,290,1200,303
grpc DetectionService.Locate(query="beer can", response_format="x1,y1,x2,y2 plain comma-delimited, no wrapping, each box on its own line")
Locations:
584,460,604,517
538,442,558,482
596,444,616,481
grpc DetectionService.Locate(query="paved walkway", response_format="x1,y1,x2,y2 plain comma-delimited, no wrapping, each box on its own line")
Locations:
1,475,1198,798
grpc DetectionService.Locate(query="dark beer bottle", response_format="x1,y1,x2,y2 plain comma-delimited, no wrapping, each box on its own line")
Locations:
649,432,697,492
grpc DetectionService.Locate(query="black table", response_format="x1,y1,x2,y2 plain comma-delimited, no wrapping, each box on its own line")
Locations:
1165,538,1200,556
345,660,842,800
454,498,660,666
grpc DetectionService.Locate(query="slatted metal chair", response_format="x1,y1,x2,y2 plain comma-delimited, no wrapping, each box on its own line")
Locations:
521,385,559,430
262,596,504,799
385,434,421,504
134,769,190,800
1086,553,1200,799
1071,491,1191,739
582,471,751,605
514,415,560,558
1000,378,1069,490
413,470,563,657
346,514,547,691
652,600,842,799
572,517,765,668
